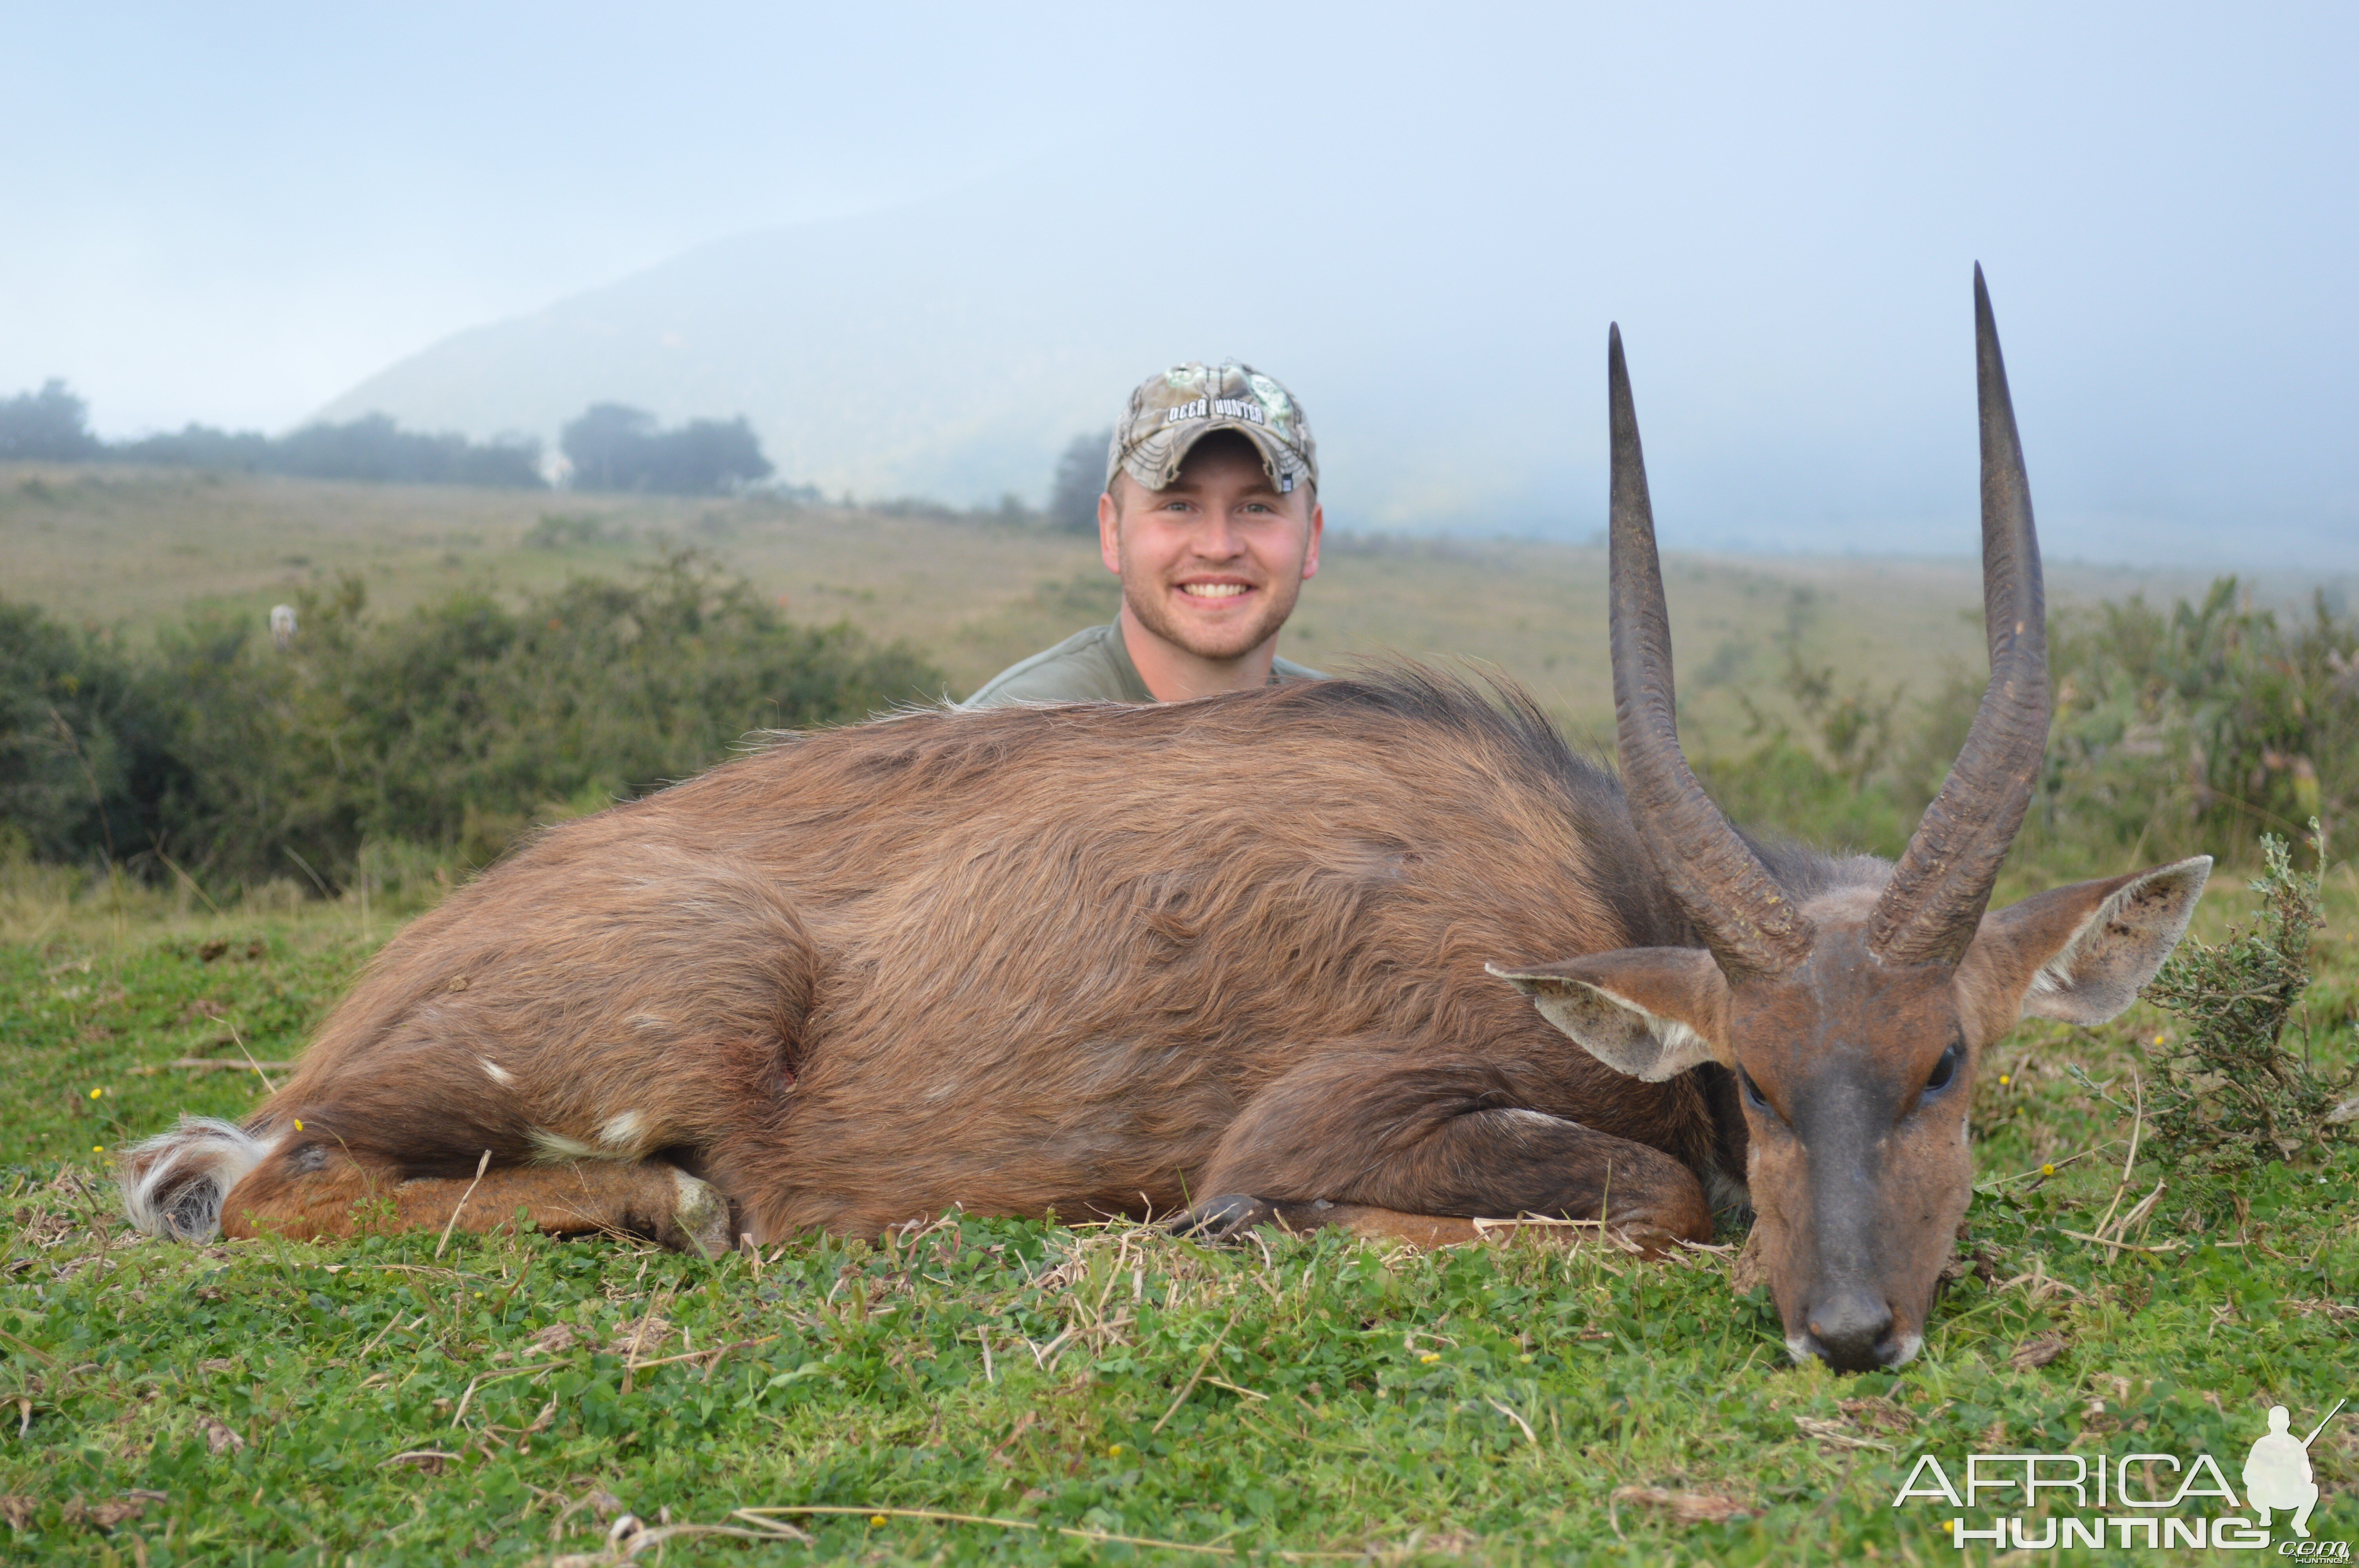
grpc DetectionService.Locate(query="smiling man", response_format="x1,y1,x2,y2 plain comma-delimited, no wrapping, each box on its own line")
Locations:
963,362,1327,706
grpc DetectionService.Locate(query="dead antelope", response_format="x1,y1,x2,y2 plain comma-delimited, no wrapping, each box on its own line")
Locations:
123,270,2206,1370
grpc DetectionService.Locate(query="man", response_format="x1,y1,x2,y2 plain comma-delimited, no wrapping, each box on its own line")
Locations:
965,361,1326,706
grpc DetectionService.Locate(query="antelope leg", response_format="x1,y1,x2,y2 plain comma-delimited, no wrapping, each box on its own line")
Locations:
218,1149,733,1256
1190,1057,1715,1245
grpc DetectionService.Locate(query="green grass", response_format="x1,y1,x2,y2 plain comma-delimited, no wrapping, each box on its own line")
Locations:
1,871,2353,1564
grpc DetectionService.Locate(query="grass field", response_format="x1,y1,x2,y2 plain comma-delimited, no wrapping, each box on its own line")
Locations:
7,461,2330,749
0,846,2354,1564
3,466,2355,1563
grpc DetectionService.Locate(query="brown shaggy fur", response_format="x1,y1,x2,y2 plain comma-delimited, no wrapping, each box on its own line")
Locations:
131,671,1779,1248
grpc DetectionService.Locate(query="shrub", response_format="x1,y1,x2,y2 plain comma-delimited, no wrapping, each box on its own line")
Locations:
2034,582,2357,867
0,557,944,892
0,604,179,863
1704,578,2359,879
2136,826,2355,1189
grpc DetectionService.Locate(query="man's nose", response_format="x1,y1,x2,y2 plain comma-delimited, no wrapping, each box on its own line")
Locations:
1192,517,1243,556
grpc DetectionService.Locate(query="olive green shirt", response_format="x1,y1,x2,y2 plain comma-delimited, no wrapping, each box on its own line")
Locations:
962,622,1325,708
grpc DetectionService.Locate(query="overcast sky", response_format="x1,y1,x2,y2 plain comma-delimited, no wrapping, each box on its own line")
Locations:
6,4,2353,562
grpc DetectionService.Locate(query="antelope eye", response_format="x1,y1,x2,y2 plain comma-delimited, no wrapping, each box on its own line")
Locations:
1925,1042,1963,1093
1739,1068,1772,1113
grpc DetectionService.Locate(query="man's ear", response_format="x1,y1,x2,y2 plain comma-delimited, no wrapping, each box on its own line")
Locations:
1487,948,1730,1081
1965,857,2212,1027
1098,487,1122,575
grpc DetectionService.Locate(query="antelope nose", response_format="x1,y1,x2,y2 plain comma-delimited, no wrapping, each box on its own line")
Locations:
1806,1289,1896,1372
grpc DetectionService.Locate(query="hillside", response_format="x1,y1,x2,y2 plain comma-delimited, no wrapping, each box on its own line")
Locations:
7,463,2311,755
290,170,2359,568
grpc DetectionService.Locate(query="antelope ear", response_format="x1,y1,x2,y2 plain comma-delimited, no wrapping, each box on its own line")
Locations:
1487,948,1731,1080
1968,857,2212,1027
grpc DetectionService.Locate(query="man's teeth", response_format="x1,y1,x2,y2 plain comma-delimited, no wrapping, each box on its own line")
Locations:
1181,583,1250,599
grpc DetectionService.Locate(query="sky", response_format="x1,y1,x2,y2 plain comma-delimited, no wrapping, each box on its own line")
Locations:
6,4,2355,563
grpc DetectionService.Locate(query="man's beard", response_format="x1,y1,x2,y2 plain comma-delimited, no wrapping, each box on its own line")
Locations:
1123,575,1302,662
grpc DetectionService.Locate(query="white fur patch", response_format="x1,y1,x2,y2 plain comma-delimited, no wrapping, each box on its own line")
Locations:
1499,1107,1571,1129
479,1057,514,1087
599,1111,645,1152
119,1117,284,1241
631,1014,669,1033
528,1129,603,1162
1655,1018,1713,1066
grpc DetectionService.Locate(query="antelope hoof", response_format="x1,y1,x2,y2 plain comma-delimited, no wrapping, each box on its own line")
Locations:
1168,1194,1278,1242
658,1169,732,1258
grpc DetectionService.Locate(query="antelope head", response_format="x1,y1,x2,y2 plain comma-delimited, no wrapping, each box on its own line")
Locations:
1497,270,2209,1371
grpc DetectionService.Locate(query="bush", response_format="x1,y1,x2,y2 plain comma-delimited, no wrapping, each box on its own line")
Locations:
0,557,944,891
0,604,179,863
1703,577,2359,879
2136,826,2355,1194
2034,582,2356,867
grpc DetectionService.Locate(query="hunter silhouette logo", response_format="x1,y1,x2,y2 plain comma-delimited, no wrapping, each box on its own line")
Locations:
1891,1395,2346,1551
2246,1399,2342,1539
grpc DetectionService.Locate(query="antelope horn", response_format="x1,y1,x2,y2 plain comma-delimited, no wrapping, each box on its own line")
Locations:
1868,266,2050,965
1608,324,1813,978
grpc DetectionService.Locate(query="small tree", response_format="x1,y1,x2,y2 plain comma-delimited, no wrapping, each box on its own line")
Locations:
560,406,774,495
0,380,102,461
1048,428,1112,534
560,404,659,492
655,416,773,494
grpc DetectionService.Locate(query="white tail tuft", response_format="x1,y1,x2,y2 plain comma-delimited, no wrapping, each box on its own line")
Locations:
118,1117,283,1241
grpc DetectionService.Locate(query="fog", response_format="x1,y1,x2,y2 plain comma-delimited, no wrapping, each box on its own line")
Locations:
7,5,2353,564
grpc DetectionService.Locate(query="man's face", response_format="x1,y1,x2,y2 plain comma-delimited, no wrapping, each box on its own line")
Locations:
1100,433,1323,663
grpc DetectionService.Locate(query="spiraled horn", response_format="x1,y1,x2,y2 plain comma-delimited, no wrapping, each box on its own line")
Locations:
1867,266,2050,966
1608,324,1813,978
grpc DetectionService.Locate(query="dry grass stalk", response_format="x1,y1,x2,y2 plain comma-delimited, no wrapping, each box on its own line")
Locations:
1609,1486,1756,1524
2009,1332,2070,1371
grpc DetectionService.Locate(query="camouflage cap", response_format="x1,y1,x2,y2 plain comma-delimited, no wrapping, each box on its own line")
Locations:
1107,361,1318,496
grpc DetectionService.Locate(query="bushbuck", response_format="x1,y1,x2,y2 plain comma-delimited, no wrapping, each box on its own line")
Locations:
123,271,2206,1370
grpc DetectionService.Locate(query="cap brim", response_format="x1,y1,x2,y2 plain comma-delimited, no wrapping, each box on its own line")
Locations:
1115,419,1313,495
